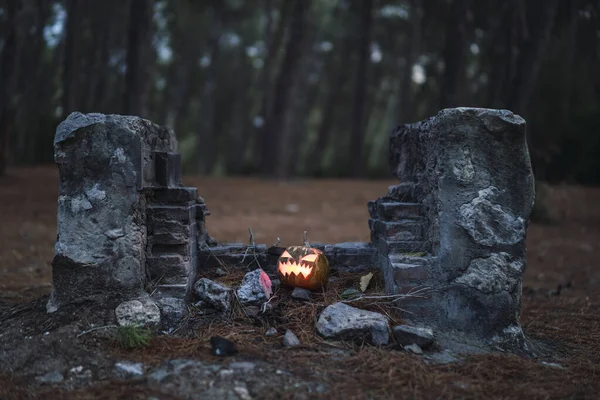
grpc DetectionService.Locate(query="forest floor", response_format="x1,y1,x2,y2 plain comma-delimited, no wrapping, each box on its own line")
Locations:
1,166,600,399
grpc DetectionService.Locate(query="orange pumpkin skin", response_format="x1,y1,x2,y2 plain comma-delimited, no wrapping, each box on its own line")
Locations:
276,246,330,291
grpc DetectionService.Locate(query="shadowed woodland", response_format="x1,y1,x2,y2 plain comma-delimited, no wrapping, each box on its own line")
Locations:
1,1,600,399
0,0,599,182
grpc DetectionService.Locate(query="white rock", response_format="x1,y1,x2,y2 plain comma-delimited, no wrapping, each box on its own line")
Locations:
265,327,278,337
283,330,301,347
36,371,64,384
115,361,144,377
115,298,161,328
316,302,389,346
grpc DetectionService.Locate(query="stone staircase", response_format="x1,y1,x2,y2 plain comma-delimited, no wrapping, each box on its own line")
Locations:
369,183,434,297
145,152,199,301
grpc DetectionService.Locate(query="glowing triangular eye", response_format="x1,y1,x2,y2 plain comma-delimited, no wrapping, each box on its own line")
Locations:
281,250,292,258
302,254,318,262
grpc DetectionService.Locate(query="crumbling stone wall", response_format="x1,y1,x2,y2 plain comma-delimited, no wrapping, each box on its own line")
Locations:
47,113,208,313
370,108,535,350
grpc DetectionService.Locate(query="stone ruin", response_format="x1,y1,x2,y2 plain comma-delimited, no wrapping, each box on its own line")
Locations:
47,108,534,352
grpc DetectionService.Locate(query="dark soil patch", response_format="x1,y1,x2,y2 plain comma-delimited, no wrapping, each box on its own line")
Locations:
1,166,600,399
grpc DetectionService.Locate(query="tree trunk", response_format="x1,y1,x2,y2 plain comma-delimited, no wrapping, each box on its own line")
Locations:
0,1,19,175
397,0,423,124
506,0,560,115
306,25,355,176
123,0,154,117
260,0,311,178
348,0,374,178
253,0,292,170
62,0,81,118
196,8,222,174
439,0,470,109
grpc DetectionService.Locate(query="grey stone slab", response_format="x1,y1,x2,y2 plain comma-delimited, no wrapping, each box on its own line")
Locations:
154,151,182,187
149,187,197,204
147,205,196,222
376,202,421,220
48,112,176,312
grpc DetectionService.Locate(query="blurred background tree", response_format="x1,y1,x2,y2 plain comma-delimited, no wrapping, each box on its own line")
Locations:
0,0,598,183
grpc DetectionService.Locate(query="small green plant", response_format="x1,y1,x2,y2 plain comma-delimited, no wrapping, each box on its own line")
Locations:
116,325,153,349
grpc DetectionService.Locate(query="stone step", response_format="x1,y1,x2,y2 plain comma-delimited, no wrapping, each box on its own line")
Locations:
376,202,421,220
390,262,430,282
151,242,194,256
146,255,193,284
147,187,197,204
154,283,189,298
389,254,433,266
387,182,420,202
147,205,196,222
149,221,196,245
371,219,425,241
383,240,430,254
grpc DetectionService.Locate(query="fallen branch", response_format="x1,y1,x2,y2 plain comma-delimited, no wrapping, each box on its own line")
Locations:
76,324,119,337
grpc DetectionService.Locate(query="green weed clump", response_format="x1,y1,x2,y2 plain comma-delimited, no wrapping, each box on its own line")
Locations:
116,325,153,349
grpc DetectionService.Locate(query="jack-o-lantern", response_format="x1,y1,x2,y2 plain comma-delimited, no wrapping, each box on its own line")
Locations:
276,234,330,291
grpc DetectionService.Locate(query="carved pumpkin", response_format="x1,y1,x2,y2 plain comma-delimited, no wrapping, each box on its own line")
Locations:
276,245,330,291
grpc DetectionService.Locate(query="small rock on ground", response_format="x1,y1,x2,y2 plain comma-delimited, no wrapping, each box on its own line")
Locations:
405,344,423,354
291,287,312,301
210,336,238,357
392,324,434,349
283,330,301,347
115,298,161,328
115,361,144,379
154,297,187,331
316,302,389,345
194,278,233,313
265,327,278,336
36,371,64,384
237,269,272,306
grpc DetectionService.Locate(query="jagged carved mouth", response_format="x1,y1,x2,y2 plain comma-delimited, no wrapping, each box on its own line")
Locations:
277,250,318,279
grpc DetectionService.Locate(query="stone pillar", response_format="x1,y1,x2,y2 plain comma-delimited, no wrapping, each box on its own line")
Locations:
47,112,179,312
370,108,535,350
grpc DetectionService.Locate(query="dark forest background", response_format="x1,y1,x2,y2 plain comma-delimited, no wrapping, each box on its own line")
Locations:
0,0,599,183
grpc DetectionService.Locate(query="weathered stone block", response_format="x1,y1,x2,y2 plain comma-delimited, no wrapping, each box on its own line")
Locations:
155,284,189,298
150,220,195,245
458,187,525,247
48,112,176,312
376,202,421,220
147,255,192,284
149,187,197,204
371,108,535,352
453,253,524,294
147,205,196,222
151,241,195,257
372,220,424,241
382,240,430,254
392,263,429,282
387,183,421,202
154,152,182,187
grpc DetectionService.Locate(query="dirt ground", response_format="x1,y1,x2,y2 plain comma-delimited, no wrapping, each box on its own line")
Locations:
1,166,600,399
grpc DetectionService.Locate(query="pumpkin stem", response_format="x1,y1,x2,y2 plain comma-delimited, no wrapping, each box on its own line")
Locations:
303,231,310,248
